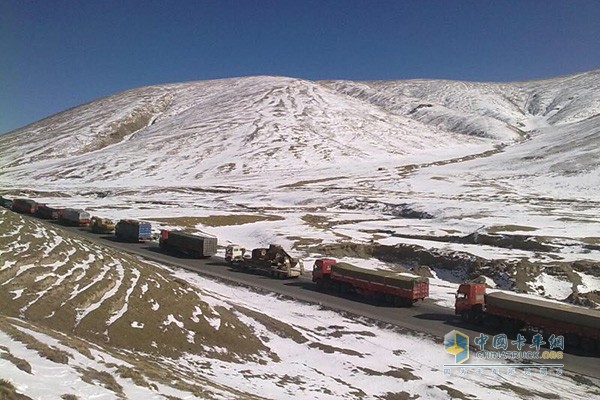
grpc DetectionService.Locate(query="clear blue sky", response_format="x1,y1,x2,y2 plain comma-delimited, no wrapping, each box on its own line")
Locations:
1,0,599,135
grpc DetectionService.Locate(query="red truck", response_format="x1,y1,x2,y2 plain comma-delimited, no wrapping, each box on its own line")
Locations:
312,259,429,306
455,281,600,351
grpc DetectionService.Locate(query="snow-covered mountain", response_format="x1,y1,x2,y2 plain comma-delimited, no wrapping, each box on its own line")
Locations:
2,70,598,190
1,69,599,301
0,76,482,188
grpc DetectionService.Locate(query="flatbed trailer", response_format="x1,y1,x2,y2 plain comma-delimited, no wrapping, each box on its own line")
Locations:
227,244,303,279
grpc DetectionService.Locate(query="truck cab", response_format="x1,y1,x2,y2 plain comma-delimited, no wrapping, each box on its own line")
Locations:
455,282,486,320
312,258,337,282
225,245,246,265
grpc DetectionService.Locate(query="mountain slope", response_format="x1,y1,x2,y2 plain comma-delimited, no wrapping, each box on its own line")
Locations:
325,70,600,141
0,76,487,188
0,70,598,301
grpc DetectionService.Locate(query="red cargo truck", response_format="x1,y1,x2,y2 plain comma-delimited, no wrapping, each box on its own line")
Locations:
312,259,429,306
455,282,600,351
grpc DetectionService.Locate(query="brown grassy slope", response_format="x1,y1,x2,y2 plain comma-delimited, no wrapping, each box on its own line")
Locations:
0,209,270,362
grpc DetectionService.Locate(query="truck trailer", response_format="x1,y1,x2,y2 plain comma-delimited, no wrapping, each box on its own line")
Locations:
312,259,429,306
60,208,91,226
159,230,217,258
226,244,303,279
455,281,600,351
0,197,13,209
35,204,63,220
12,198,37,214
115,220,152,242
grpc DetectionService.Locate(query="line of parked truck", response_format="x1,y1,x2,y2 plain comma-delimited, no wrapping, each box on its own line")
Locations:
3,197,217,257
2,195,599,352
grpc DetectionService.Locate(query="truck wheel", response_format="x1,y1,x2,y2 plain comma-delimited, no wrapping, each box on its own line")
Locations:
565,333,579,348
581,337,594,353
395,297,411,307
483,315,500,329
331,282,340,295
501,318,518,334
315,280,324,292
461,311,472,323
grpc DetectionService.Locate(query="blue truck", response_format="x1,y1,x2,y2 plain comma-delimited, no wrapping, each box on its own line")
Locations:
115,219,152,242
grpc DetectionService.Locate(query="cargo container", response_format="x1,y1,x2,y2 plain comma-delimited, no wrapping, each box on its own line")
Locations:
226,244,303,279
60,208,91,226
12,198,37,214
115,220,152,242
455,281,600,351
159,230,217,258
0,197,13,209
35,204,63,219
312,259,429,306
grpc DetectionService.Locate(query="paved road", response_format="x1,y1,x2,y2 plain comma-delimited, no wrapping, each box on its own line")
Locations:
31,218,600,379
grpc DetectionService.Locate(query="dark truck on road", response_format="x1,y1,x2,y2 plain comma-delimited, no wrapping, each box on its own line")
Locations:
455,281,600,352
159,230,217,258
115,220,152,242
0,197,13,209
60,208,91,226
312,259,429,306
12,198,37,214
35,204,63,220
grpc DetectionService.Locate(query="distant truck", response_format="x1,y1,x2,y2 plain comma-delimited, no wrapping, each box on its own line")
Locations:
455,281,600,351
226,244,304,279
115,219,152,242
35,204,63,220
159,230,217,258
312,259,429,306
12,198,37,214
90,217,116,234
0,197,13,209
60,208,91,226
